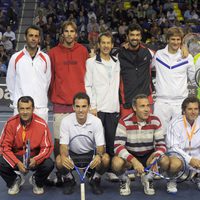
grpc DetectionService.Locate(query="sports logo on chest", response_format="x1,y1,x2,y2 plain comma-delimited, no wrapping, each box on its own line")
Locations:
63,60,78,65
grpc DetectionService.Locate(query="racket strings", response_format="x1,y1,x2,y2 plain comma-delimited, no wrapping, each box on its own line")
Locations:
195,68,200,87
69,152,94,168
155,152,186,180
190,172,200,184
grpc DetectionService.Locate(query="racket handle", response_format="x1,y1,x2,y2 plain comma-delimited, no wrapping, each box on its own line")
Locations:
80,183,85,200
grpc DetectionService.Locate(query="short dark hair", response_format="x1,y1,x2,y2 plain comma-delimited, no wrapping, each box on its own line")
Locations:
17,96,35,108
181,96,200,114
126,23,143,35
25,25,41,36
73,92,90,105
98,32,114,44
132,94,148,107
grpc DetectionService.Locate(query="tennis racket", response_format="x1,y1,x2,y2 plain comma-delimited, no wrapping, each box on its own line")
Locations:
176,167,200,183
23,139,30,169
69,134,96,200
195,67,200,87
183,33,200,57
127,151,186,180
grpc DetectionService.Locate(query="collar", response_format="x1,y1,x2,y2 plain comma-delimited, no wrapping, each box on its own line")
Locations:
163,45,181,55
23,45,40,57
73,113,92,127
130,114,151,125
17,113,36,130
95,51,117,63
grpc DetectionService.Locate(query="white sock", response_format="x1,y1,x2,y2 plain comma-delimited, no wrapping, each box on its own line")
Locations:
93,172,101,179
63,172,73,179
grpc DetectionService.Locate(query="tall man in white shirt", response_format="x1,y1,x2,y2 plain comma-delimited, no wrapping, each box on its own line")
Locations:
152,27,196,134
6,25,51,122
85,32,120,181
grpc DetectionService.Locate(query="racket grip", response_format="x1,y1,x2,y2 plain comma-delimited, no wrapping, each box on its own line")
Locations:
80,183,85,200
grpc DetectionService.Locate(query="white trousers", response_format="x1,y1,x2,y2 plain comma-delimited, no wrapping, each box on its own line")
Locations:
154,100,182,135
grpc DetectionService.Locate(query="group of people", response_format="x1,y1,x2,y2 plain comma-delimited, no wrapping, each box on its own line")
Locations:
0,20,200,197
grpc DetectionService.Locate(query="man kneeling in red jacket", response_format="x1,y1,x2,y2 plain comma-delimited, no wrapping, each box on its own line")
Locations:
0,96,54,195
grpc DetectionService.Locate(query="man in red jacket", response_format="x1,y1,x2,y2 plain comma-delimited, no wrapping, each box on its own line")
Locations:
48,21,88,185
0,96,54,195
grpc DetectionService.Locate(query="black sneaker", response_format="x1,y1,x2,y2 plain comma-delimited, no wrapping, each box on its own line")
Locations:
63,178,76,195
90,178,103,195
55,172,63,187
44,175,55,187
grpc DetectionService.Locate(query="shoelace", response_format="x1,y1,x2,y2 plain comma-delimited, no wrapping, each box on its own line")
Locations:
120,181,127,189
149,180,154,189
168,181,176,189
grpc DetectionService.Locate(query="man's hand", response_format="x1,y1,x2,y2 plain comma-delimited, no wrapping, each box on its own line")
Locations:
131,157,144,174
89,49,96,58
122,42,129,49
61,155,74,170
90,108,97,116
181,45,189,58
17,161,28,174
90,155,101,169
149,157,158,172
29,158,37,169
190,158,200,169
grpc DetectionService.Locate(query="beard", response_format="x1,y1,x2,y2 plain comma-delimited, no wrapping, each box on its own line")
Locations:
129,39,140,49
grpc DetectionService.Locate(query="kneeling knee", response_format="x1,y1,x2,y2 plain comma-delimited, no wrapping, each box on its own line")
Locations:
111,156,125,173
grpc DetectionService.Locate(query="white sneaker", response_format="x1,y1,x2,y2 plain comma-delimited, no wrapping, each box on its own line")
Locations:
8,175,25,195
167,180,177,194
127,173,135,181
106,172,119,182
153,174,161,180
120,177,131,196
141,174,155,195
29,175,44,195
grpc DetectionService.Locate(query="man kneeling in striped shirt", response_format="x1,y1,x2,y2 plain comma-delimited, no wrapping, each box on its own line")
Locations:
112,94,168,196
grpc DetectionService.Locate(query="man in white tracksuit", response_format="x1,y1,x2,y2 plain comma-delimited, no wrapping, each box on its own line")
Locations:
6,25,51,122
85,32,120,181
166,96,200,193
152,27,196,135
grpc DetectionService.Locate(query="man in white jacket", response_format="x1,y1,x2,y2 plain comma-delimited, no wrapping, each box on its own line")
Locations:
152,27,195,135
85,32,120,181
6,25,51,122
166,96,200,193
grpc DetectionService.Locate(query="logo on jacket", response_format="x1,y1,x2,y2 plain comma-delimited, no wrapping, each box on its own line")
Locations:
63,60,78,65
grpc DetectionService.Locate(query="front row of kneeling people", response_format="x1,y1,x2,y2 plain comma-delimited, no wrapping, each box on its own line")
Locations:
0,93,200,196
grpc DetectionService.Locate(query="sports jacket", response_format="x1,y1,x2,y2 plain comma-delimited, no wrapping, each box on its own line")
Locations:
152,45,195,103
118,44,154,109
0,114,53,168
166,114,200,164
6,46,51,108
85,53,120,113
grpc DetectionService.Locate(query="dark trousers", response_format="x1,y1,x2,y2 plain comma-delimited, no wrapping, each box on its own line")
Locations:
0,155,54,188
97,112,119,157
